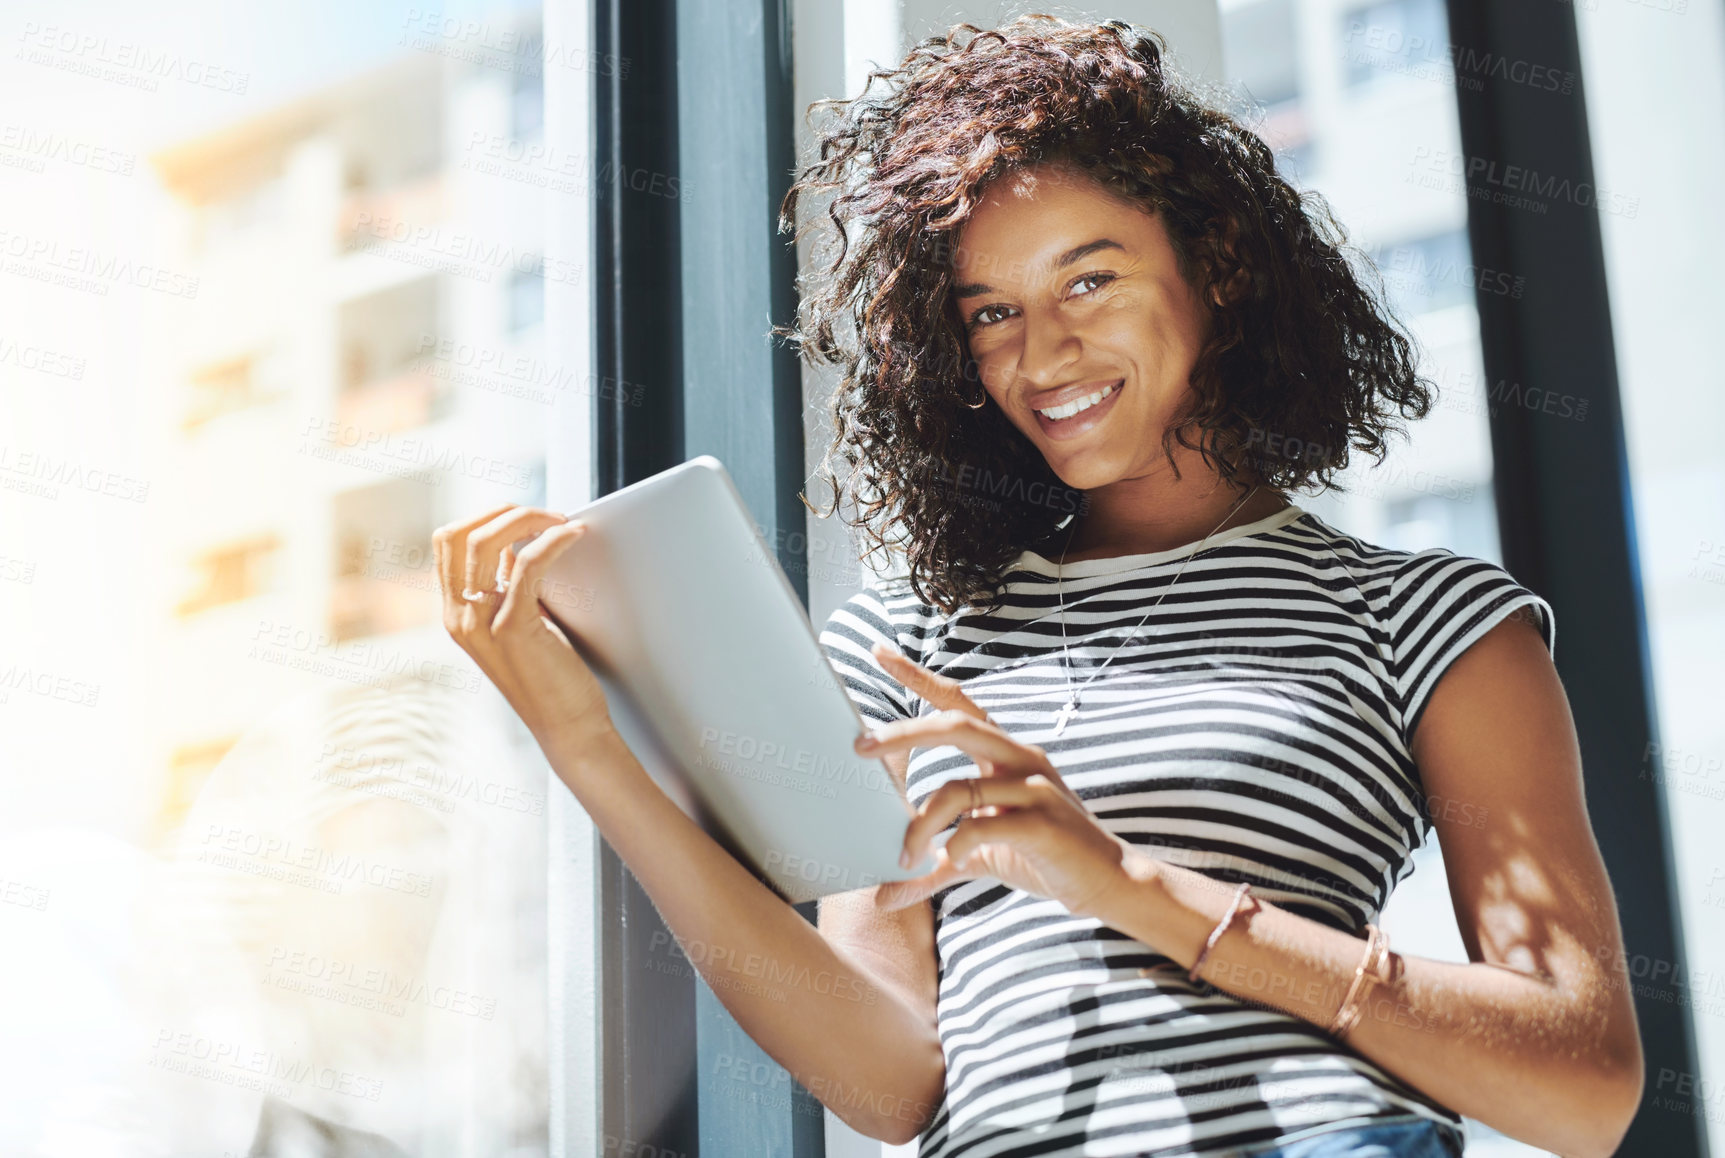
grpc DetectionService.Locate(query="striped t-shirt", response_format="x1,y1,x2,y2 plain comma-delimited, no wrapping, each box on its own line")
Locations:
817,503,1555,1158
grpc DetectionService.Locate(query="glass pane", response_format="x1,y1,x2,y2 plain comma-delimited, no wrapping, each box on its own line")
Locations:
0,3,558,1154
1575,1,1725,1151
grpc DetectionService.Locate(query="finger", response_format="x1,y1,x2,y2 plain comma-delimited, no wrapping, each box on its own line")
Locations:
939,811,1040,871
434,503,517,604
904,776,1046,869
870,642,988,720
856,710,1049,773
493,520,588,635
467,508,571,600
879,749,911,799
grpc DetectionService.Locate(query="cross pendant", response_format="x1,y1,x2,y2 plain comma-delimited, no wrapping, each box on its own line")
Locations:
1054,696,1079,737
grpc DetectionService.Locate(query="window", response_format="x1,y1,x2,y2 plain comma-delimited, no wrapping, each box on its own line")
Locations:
1372,228,1478,318
14,0,1695,1154
331,479,438,643
175,532,282,616
1572,2,1723,1151
337,277,444,432
1221,0,1314,186
185,353,257,428
508,260,545,335
184,344,291,429
512,63,545,141
1340,0,1449,88
1223,0,1301,107
2,6,562,1155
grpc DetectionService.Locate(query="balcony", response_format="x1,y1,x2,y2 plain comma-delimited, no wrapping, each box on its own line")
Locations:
330,481,438,643
175,532,282,617
183,348,291,431
336,173,444,255
335,365,440,436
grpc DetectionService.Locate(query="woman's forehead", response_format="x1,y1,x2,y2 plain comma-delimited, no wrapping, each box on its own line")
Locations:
963,164,1150,234
977,160,1098,205
952,179,1161,280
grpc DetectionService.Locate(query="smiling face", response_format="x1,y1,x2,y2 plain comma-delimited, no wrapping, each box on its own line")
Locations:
951,162,1213,492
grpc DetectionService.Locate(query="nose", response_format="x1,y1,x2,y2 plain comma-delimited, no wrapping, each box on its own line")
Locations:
1016,306,1081,390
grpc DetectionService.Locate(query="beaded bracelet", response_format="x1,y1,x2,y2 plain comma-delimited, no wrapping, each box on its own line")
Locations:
1327,924,1391,1040
1188,881,1255,983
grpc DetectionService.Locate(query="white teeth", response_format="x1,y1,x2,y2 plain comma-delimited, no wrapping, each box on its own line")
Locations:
1037,383,1116,421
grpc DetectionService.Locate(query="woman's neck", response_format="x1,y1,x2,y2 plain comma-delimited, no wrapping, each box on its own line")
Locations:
1059,469,1291,563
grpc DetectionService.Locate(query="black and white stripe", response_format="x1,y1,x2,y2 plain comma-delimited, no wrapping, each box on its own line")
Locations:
818,505,1554,1158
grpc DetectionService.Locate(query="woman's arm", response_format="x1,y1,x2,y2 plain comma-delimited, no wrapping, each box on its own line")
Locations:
434,504,943,1142
818,807,944,1147
542,721,945,1143
1085,612,1643,1158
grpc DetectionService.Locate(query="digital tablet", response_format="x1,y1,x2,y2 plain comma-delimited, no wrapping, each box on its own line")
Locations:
535,455,944,905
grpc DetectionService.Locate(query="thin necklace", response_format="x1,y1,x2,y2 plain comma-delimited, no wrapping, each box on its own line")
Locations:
1051,486,1260,738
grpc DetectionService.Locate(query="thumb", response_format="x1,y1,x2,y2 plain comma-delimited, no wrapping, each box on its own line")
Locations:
875,854,963,912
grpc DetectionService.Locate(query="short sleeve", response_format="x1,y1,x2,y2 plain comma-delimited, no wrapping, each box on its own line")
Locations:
1388,550,1557,745
818,579,923,728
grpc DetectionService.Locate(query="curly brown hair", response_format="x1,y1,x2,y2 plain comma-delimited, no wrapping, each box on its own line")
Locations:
779,14,1434,615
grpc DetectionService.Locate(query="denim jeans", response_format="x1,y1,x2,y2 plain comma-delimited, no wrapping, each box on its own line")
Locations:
1241,1116,1467,1158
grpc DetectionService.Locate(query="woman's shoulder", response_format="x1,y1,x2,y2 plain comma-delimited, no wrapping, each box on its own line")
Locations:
1261,508,1512,603
1291,510,1558,728
1296,511,1546,619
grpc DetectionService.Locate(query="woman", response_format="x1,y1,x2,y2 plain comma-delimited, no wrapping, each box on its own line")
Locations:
435,16,1643,1158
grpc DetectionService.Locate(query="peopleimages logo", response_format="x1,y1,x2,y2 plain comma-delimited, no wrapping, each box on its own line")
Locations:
1406,146,1640,219
0,228,199,298
15,23,251,94
197,823,436,898
1342,22,1577,95
0,123,136,175
148,1028,382,1101
696,727,899,798
0,443,150,504
263,946,498,1020
931,461,1089,517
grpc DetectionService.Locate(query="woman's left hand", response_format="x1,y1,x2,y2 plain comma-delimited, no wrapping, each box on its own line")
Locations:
856,642,1133,918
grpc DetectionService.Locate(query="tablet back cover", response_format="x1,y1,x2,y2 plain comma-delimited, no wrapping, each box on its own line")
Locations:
536,456,931,904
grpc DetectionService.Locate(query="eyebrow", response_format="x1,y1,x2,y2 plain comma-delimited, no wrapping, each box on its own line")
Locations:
951,238,1126,298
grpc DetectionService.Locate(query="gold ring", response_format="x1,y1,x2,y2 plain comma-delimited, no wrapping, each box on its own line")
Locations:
967,778,982,815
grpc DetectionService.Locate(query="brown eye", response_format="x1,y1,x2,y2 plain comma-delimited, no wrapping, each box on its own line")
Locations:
1070,273,1115,297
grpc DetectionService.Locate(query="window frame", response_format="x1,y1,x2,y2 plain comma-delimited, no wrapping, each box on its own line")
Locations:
559,0,823,1153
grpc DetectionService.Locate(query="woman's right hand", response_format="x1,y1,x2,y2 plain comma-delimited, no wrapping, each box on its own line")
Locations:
433,503,612,745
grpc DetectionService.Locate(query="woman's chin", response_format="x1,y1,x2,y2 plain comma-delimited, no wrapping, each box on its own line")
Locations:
1043,453,1125,495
